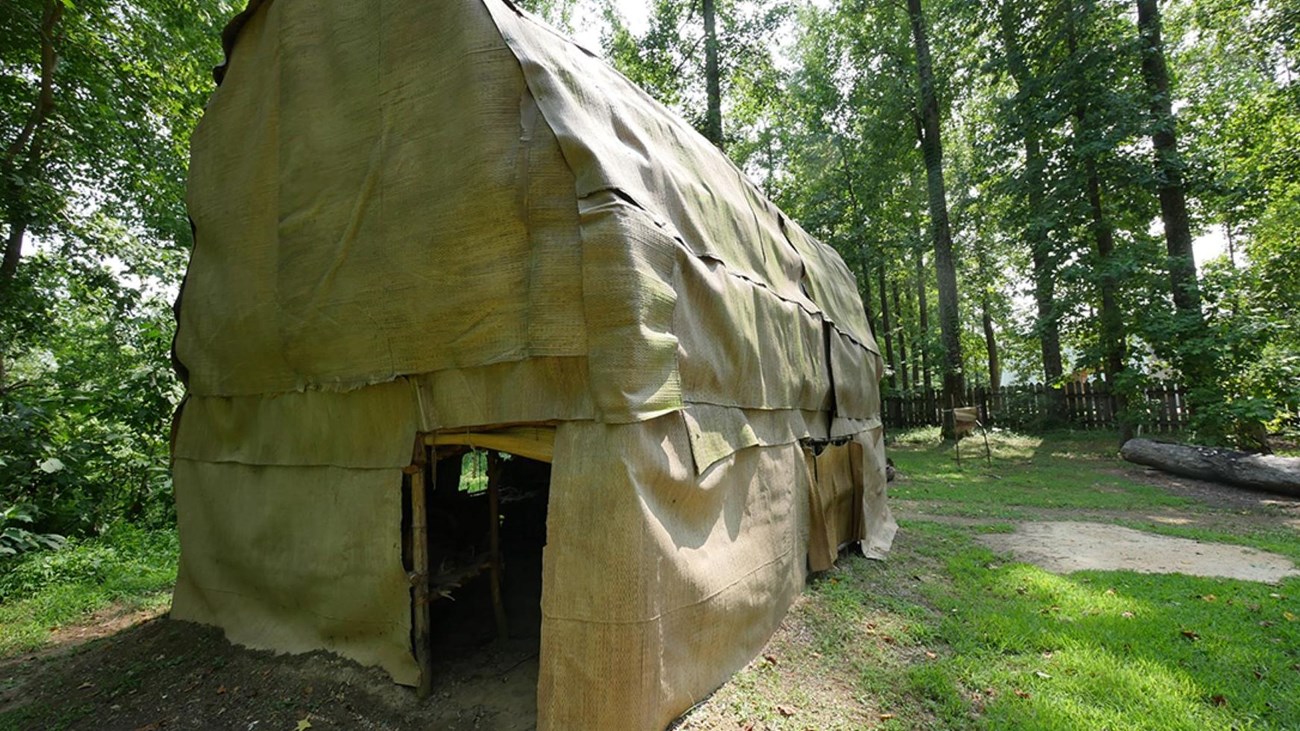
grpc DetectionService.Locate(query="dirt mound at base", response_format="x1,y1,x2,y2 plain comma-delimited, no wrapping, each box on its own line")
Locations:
979,522,1299,584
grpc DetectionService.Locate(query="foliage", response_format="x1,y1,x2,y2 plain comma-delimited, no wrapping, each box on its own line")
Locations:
0,524,178,657
1,0,229,537
0,501,64,557
601,0,790,160
1,253,179,536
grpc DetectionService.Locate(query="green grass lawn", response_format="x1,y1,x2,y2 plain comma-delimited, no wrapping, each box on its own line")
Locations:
0,525,178,657
682,428,1300,730
889,427,1193,515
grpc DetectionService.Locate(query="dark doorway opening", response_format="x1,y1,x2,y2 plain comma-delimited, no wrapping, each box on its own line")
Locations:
403,446,551,688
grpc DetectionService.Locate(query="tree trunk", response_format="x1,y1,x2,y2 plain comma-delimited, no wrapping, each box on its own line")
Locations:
1084,160,1133,442
1121,439,1300,497
1,222,26,284
892,278,910,391
997,2,1064,412
906,0,965,437
0,0,62,293
1069,0,1131,441
914,236,933,395
982,295,1000,388
702,0,723,149
859,243,878,340
1136,0,1200,321
877,262,896,391
905,271,920,388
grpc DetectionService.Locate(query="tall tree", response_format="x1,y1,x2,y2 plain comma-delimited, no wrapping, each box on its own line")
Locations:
703,0,723,147
905,0,966,433
996,0,1065,403
1,0,229,535
877,260,897,390
602,0,786,157
1136,0,1202,322
1067,0,1133,441
913,236,933,396
0,0,61,289
892,277,911,390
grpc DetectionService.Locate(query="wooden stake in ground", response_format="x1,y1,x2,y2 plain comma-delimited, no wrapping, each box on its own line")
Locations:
407,442,433,698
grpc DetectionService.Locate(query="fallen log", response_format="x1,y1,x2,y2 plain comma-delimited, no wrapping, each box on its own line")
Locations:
1121,438,1300,497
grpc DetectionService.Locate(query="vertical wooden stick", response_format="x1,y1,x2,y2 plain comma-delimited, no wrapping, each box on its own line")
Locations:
486,452,509,641
410,447,433,698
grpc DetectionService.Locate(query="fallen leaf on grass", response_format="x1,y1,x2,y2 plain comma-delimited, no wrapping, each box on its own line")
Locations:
1121,611,1135,619
879,713,896,720
776,704,796,717
1034,671,1052,680
1105,588,1116,596
925,651,938,660
1014,689,1031,699
1211,695,1227,707
295,719,312,731
1181,630,1201,641
78,682,93,690
1284,612,1296,622
1253,669,1264,680
763,654,778,666
1202,594,1216,602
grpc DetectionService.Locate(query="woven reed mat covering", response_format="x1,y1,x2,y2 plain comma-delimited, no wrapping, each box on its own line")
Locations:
170,1,896,727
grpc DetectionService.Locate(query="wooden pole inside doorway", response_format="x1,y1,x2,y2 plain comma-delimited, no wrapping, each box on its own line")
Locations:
407,440,433,698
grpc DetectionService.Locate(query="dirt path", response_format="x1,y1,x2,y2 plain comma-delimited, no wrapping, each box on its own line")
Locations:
977,521,1299,583
0,616,539,731
902,463,1300,585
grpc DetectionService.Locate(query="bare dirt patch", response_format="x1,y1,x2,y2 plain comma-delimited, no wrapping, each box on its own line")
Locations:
979,521,1300,583
0,615,539,731
1118,464,1300,516
47,603,169,650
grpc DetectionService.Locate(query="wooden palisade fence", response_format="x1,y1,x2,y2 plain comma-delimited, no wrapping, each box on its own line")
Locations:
881,381,1192,433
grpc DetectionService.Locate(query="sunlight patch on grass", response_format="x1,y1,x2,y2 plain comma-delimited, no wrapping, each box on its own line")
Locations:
924,528,1300,729
888,429,1192,515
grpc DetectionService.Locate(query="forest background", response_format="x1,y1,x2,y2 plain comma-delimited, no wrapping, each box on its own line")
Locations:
0,0,1296,554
